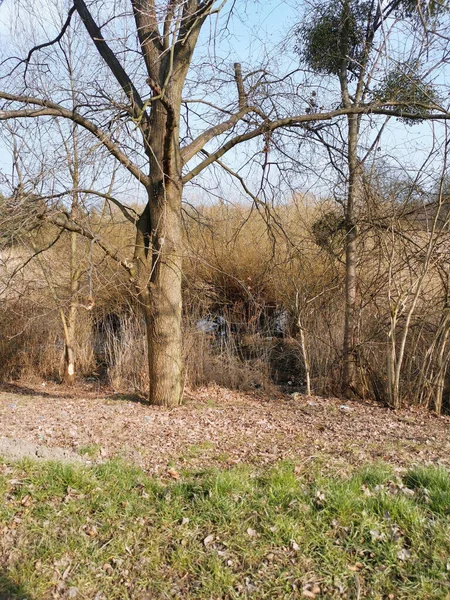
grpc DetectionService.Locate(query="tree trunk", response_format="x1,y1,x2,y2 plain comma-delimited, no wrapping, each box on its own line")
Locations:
133,137,184,407
343,222,357,394
61,307,77,385
63,229,80,386
342,114,359,396
146,184,183,407
130,77,186,407
63,333,76,385
295,293,312,395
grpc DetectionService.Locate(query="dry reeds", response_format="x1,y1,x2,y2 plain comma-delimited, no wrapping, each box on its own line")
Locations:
1,196,450,413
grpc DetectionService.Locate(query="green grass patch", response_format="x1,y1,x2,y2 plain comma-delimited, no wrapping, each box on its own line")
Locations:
77,443,102,458
0,459,449,599
182,441,215,460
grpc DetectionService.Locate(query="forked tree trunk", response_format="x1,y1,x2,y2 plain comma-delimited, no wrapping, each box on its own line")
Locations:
62,228,80,385
130,57,187,405
62,302,78,385
35,230,80,386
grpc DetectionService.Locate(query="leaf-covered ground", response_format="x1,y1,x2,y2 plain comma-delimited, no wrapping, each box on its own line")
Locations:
0,382,449,473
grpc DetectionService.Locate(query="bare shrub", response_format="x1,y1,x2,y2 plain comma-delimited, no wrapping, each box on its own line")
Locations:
103,314,148,394
4,194,450,413
182,319,275,393
0,299,95,381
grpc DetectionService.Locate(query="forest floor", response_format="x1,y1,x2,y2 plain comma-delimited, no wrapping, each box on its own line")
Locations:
0,380,448,474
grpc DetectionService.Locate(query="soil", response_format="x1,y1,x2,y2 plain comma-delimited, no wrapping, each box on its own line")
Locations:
0,381,449,474
0,436,85,463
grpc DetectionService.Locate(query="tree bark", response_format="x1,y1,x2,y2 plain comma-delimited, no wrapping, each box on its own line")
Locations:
342,113,359,396
146,182,183,407
62,242,80,386
131,87,184,406
63,333,76,385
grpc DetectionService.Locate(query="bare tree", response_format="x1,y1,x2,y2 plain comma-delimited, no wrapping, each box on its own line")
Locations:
295,0,450,395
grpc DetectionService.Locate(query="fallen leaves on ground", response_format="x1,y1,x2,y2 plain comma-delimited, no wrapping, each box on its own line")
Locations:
0,381,449,473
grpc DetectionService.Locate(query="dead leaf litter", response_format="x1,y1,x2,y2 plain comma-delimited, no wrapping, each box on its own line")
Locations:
0,382,449,473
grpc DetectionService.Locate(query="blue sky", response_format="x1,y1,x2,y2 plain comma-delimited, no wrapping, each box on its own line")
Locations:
0,0,448,204
0,0,300,183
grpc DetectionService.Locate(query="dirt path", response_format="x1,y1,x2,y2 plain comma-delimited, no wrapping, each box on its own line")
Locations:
0,382,449,473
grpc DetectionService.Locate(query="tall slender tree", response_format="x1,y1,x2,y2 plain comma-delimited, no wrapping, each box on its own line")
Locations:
296,0,448,395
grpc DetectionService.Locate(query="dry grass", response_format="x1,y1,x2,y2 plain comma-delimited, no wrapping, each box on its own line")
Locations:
1,198,450,411
0,300,95,381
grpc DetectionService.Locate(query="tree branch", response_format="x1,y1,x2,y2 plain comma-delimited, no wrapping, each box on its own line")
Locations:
41,211,134,274
181,62,261,165
183,103,450,182
24,6,77,76
73,0,145,116
132,0,164,80
181,105,258,164
38,188,139,224
0,230,64,296
234,63,247,110
0,92,150,186
172,0,215,77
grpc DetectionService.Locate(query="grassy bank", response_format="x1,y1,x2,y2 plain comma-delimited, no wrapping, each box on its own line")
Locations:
0,458,449,599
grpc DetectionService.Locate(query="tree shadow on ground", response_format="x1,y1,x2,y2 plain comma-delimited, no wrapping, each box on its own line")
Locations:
0,381,149,406
0,571,33,600
0,382,74,400
104,391,149,404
